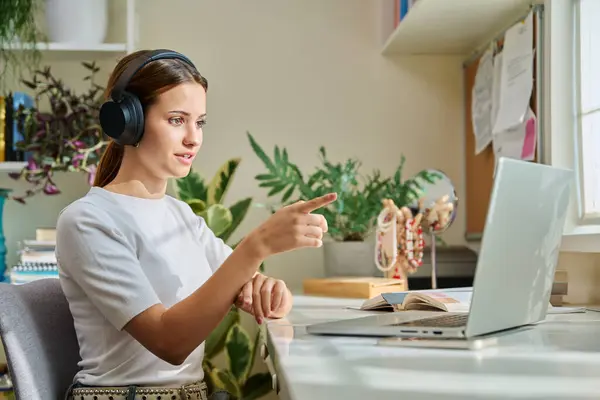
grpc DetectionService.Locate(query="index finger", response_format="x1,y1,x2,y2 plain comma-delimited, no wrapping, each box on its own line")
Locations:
294,193,337,213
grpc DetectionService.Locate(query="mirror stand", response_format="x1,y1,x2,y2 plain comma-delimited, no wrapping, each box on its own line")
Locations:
430,232,437,289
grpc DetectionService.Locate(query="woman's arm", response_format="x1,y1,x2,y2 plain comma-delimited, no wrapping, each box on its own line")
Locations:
58,193,335,366
127,190,331,364
124,237,262,365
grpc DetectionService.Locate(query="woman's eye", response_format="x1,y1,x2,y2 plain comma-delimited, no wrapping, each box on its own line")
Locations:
169,117,184,126
196,120,206,128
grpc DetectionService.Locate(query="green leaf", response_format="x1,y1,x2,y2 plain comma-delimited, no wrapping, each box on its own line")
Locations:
225,323,253,384
207,158,241,205
255,173,274,181
186,199,206,214
176,168,208,202
258,180,282,188
242,373,273,400
201,204,233,237
220,197,252,243
267,183,288,196
281,185,295,203
247,131,277,174
282,148,289,163
204,307,240,358
274,145,281,166
241,331,261,383
202,360,216,394
209,367,241,399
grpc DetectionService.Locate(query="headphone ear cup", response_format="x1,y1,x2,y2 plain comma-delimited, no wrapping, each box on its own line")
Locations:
119,91,145,146
99,92,144,146
99,99,126,142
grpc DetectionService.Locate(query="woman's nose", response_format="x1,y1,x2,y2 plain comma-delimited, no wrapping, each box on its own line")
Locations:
183,127,201,147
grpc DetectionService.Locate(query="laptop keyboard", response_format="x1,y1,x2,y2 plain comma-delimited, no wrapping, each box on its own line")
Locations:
392,313,468,328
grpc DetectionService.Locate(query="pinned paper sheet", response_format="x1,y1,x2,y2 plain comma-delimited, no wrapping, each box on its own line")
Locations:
491,52,503,132
521,115,537,160
471,45,494,154
492,11,534,134
493,107,537,172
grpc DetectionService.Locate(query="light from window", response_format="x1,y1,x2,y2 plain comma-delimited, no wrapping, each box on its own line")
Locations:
576,0,600,218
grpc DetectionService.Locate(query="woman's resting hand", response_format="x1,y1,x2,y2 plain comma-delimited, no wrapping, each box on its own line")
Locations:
235,273,293,324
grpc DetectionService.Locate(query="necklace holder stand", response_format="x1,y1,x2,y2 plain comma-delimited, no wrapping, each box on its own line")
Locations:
375,169,458,290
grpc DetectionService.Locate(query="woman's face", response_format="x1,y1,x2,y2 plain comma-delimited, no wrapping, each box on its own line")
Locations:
137,81,207,180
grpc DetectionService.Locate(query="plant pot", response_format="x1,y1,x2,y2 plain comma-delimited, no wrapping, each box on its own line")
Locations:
45,0,108,45
323,240,382,278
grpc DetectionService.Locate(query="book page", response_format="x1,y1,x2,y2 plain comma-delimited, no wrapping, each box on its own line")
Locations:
361,295,389,310
359,288,473,312
405,290,472,313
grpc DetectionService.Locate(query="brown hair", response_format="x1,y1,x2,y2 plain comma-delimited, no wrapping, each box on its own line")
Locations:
93,50,208,187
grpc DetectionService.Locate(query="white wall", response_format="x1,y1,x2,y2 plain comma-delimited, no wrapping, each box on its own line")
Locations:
1,1,598,397
1,0,597,296
1,0,466,292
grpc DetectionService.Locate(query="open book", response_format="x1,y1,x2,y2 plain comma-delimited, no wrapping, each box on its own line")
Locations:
359,287,585,314
361,287,472,313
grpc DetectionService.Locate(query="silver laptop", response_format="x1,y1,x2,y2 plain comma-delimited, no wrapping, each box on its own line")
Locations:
306,157,573,339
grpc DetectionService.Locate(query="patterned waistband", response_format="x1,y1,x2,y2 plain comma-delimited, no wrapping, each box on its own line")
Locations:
69,380,208,400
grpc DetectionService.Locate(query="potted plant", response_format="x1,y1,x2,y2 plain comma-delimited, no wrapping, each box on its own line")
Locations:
0,0,44,90
247,131,440,277
8,61,108,203
175,159,272,400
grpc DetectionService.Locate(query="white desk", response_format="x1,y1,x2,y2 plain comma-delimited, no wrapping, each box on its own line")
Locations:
259,295,600,400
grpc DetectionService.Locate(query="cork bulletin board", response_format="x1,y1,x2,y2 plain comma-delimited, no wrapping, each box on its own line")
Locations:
463,6,543,240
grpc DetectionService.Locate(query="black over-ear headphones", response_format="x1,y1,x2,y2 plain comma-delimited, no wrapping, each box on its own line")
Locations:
99,49,198,146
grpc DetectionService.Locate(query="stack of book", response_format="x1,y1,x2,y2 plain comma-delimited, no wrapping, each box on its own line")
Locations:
9,228,58,285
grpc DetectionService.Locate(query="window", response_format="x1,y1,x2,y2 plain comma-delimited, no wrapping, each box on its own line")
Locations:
575,0,600,222
546,0,600,252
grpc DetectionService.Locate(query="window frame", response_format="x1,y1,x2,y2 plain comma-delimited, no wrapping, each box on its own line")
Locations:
546,0,600,252
573,0,600,224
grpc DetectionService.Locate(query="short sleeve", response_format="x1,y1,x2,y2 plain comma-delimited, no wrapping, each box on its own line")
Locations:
55,201,161,331
197,216,233,272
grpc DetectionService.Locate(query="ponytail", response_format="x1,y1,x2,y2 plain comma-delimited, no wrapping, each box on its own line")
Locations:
93,141,124,187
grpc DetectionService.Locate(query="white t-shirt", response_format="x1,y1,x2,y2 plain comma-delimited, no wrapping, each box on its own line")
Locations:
55,186,233,387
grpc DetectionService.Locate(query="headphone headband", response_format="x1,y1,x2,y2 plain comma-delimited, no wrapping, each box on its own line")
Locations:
110,49,197,102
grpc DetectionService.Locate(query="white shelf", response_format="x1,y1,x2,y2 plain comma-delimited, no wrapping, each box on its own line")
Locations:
3,42,127,52
382,0,538,55
0,162,25,173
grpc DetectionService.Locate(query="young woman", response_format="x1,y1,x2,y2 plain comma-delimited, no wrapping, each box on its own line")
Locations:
56,49,336,400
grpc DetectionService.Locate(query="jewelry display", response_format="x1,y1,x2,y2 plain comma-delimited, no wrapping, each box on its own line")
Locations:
375,169,458,289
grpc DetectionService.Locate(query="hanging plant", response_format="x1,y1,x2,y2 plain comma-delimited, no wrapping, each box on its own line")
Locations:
0,0,45,90
8,61,108,204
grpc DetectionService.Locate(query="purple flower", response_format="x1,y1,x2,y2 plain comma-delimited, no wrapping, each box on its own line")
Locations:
72,153,84,168
43,182,60,195
87,165,97,186
26,158,38,170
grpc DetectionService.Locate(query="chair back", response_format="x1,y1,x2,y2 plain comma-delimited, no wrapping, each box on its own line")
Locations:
0,279,81,399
